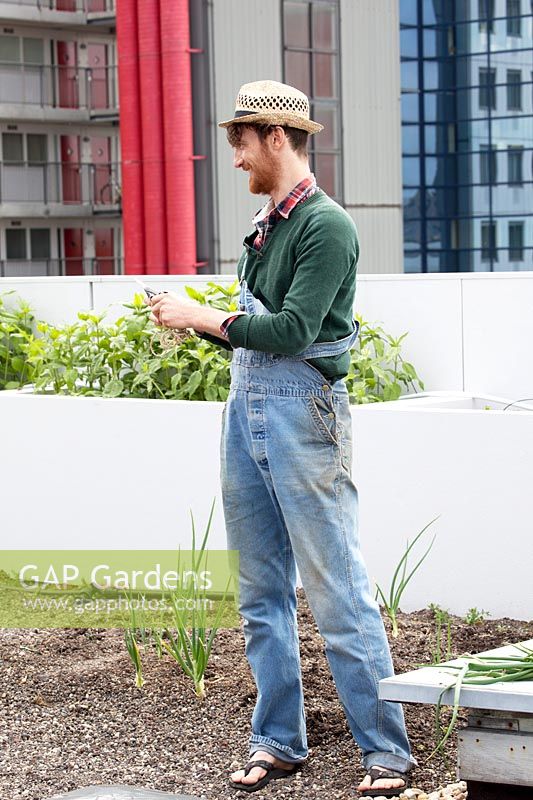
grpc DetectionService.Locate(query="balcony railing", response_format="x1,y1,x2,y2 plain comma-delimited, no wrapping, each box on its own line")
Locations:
0,62,118,112
0,0,115,13
0,161,121,206
0,257,123,277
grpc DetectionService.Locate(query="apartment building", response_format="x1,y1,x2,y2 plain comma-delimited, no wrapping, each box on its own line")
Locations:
0,0,120,277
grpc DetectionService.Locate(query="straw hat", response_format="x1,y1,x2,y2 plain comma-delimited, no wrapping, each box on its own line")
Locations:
218,80,323,135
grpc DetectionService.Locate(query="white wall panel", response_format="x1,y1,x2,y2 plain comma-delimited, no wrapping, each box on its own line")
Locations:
463,275,533,399
353,401,533,619
0,393,228,552
0,278,91,326
356,275,464,392
212,0,282,273
0,275,237,325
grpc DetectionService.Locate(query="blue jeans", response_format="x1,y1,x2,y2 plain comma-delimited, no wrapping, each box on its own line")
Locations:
220,342,416,773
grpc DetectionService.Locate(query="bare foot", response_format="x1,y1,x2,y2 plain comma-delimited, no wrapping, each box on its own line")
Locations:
356,765,406,794
229,750,296,787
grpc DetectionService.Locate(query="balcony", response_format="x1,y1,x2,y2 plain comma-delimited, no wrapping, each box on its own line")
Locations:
0,160,121,216
0,0,115,27
0,62,118,121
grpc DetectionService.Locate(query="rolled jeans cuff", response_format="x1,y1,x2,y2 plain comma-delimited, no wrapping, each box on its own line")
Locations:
363,751,418,773
249,735,308,764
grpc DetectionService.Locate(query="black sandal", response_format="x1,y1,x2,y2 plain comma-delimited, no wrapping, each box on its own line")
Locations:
228,758,300,793
359,765,408,797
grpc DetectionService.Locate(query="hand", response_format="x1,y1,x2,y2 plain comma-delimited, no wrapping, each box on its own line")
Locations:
149,292,198,329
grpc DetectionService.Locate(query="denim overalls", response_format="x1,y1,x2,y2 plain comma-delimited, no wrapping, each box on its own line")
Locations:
219,257,415,773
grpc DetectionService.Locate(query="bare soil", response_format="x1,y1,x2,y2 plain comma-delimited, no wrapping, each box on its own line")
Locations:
1,594,532,800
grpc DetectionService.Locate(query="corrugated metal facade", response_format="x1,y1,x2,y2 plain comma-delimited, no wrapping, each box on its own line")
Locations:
210,0,402,274
347,207,403,275
340,0,403,273
212,0,282,273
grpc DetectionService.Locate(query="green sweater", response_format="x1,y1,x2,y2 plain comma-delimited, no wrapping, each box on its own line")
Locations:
227,190,359,382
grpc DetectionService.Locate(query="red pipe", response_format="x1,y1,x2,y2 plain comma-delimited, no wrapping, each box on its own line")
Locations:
136,0,168,274
116,0,145,274
160,0,197,274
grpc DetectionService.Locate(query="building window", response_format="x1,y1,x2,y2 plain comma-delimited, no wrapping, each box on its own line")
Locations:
479,68,496,109
6,229,27,260
5,228,50,262
283,0,342,201
0,34,19,62
509,221,524,261
507,69,522,110
2,133,24,164
30,229,51,260
27,134,47,164
22,37,44,64
0,35,44,64
479,0,494,32
506,0,522,36
2,132,47,164
508,146,524,185
480,145,497,184
481,221,498,261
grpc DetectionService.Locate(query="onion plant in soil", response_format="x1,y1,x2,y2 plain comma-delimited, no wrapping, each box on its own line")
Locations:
124,500,234,700
1,595,531,800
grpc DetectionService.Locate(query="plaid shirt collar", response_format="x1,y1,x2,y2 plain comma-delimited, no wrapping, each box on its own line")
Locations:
252,173,318,250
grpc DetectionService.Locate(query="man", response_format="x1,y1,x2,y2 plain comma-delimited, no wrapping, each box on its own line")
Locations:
150,80,416,797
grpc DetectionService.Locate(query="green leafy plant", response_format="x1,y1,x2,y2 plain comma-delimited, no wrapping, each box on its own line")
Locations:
375,516,438,637
28,282,240,400
0,291,35,390
346,315,424,404
183,280,241,313
464,607,491,625
3,282,423,405
428,643,533,759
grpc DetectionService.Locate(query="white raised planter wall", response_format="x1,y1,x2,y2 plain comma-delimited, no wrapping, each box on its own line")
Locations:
2,272,533,399
1,390,531,619
352,392,533,621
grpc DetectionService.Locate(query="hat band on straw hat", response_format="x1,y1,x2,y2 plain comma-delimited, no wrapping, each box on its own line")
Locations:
220,108,323,134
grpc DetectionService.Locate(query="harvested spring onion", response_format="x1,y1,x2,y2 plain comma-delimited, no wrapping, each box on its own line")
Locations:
428,643,533,759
